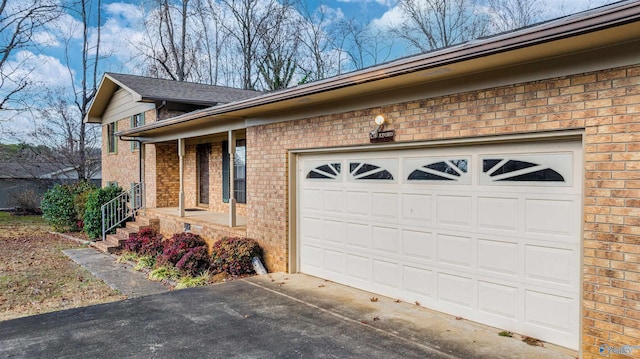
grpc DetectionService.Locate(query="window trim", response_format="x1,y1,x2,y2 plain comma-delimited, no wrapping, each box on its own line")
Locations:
222,140,247,204
130,113,145,152
107,122,117,154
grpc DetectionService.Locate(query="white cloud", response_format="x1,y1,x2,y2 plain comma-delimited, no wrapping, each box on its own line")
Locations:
31,31,61,47
46,13,84,44
7,51,73,88
91,2,146,66
103,2,145,24
370,5,404,29
336,0,395,7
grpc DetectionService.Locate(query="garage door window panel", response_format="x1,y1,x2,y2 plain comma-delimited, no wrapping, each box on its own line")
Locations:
306,163,342,180
480,153,572,186
405,157,470,184
348,159,397,182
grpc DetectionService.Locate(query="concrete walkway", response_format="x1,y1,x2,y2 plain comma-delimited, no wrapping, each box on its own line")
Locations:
63,248,169,297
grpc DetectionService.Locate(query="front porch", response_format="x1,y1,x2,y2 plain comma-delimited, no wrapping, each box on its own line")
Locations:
144,207,247,249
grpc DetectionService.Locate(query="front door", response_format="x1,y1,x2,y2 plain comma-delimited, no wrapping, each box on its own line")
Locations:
197,144,210,205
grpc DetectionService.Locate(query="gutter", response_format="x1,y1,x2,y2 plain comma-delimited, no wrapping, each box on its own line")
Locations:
116,0,640,138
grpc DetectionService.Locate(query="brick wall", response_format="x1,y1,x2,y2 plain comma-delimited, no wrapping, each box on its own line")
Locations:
146,208,247,250
154,143,179,207
102,108,156,188
246,65,640,357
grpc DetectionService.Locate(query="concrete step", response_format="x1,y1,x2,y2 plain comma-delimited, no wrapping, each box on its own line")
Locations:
132,215,160,230
93,240,120,254
91,214,160,255
116,226,138,238
107,233,127,247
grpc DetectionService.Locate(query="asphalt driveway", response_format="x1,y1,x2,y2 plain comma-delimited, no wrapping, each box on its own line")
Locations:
1,279,448,359
0,274,575,359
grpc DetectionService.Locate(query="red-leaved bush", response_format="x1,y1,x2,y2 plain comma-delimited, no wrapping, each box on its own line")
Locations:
175,246,210,276
124,227,164,256
158,232,207,266
210,237,262,276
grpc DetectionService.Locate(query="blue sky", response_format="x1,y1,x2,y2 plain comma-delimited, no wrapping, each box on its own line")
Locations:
1,0,611,141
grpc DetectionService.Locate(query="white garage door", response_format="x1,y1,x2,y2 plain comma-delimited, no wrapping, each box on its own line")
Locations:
297,140,582,350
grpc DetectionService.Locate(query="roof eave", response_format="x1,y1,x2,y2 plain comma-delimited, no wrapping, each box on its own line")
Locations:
84,73,143,124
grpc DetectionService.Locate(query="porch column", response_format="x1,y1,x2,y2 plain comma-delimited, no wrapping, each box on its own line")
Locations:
178,138,185,217
228,130,237,227
140,143,146,210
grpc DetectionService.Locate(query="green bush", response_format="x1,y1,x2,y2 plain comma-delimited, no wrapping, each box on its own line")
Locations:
210,237,262,276
41,182,96,232
83,185,123,239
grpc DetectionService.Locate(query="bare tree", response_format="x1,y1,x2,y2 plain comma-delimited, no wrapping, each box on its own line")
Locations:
219,0,291,90
193,0,225,85
24,0,103,180
138,0,201,81
257,37,297,91
30,89,100,179
256,3,300,90
393,0,489,52
0,0,60,110
332,17,393,71
296,4,337,82
487,0,546,33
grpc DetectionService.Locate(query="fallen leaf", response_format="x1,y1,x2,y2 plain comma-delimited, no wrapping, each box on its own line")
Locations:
394,299,401,303
415,301,420,306
373,316,380,321
522,336,544,347
318,284,325,288
455,316,463,321
370,297,379,302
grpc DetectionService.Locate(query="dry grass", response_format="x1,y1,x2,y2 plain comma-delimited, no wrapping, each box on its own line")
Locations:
0,212,125,321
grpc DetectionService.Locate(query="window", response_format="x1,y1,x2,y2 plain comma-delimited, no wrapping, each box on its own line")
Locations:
130,113,144,151
222,140,246,204
307,163,341,179
350,162,393,180
107,122,117,153
483,159,564,182
407,159,468,181
480,154,570,185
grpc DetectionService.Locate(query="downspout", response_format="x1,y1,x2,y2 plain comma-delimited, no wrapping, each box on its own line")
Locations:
156,100,167,120
118,135,145,215
118,136,144,182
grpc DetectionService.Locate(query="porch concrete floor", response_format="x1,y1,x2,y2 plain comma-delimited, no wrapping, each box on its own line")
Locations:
147,207,247,227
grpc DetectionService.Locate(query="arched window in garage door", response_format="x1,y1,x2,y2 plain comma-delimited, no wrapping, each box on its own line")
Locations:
306,163,341,179
480,153,572,186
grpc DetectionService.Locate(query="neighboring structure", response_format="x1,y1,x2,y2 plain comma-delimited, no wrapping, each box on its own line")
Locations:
0,163,101,209
87,1,640,356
